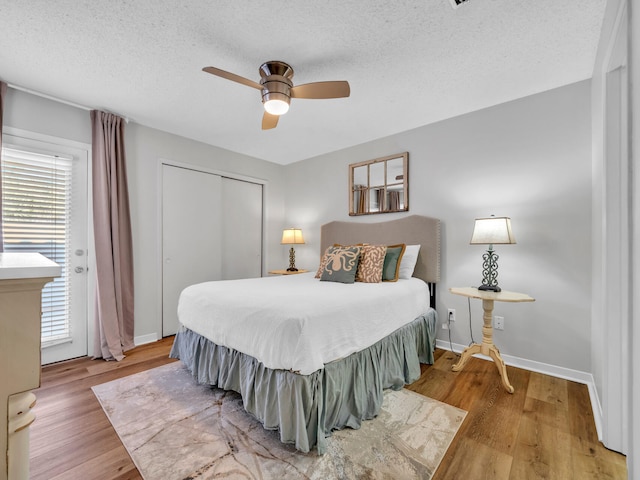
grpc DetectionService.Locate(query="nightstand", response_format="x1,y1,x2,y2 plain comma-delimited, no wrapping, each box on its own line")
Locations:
449,287,535,393
268,269,309,275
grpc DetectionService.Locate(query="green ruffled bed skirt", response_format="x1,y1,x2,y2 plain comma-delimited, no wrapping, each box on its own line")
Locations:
169,310,437,454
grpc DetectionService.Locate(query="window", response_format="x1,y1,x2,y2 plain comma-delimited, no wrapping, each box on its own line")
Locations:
1,147,73,344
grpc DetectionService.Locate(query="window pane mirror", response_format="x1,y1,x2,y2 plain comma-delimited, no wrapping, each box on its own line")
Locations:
349,152,408,215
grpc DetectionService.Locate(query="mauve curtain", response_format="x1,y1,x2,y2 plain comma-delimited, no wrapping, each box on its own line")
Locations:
0,81,7,252
91,110,134,361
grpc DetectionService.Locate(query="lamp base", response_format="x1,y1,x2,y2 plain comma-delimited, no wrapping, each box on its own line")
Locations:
287,247,298,271
478,284,501,292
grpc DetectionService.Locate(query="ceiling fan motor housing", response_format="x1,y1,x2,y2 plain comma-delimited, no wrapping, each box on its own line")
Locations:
260,61,294,106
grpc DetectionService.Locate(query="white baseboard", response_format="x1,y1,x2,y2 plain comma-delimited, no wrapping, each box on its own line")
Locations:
134,333,159,346
435,339,603,441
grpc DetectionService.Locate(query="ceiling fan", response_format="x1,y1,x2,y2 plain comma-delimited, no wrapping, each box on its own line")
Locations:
202,60,350,130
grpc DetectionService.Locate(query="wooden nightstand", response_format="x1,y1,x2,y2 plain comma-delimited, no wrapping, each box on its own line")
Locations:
268,269,309,275
449,287,535,393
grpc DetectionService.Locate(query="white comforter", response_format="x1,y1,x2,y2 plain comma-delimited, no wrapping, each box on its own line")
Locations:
177,272,431,375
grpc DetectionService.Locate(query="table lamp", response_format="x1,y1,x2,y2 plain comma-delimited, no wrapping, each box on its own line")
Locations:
281,228,305,271
470,216,516,292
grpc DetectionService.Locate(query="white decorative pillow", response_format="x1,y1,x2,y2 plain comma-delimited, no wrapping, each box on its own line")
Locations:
398,244,421,279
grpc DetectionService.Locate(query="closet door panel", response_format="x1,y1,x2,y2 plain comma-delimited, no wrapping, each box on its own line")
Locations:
162,165,222,336
221,178,263,280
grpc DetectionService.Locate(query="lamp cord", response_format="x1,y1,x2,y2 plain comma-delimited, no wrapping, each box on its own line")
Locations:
447,315,459,357
447,297,476,355
468,297,476,345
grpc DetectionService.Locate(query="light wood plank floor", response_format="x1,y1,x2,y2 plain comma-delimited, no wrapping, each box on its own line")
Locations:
30,338,627,479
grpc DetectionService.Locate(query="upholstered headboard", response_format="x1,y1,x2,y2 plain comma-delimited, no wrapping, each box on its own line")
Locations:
320,215,441,284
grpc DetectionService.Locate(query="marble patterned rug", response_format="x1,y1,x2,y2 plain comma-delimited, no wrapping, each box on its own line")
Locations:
92,362,466,480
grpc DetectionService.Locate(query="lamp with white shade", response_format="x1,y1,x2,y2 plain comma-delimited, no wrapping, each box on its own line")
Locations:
470,216,516,292
281,228,305,271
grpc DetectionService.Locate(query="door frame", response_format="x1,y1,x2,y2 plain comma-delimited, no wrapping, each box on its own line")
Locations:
3,126,95,362
592,0,630,454
156,158,268,338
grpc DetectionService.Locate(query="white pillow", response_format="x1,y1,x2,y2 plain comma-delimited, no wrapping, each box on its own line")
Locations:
399,244,421,279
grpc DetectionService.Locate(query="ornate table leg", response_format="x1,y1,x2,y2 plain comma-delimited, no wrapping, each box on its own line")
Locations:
488,345,514,393
451,298,514,393
452,343,481,371
480,298,514,393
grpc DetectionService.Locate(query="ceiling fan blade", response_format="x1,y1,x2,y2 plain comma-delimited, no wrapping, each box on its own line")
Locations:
262,112,279,130
290,81,350,99
202,66,263,90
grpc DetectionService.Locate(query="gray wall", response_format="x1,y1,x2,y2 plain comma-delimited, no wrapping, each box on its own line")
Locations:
2,88,286,346
2,80,594,374
284,80,592,373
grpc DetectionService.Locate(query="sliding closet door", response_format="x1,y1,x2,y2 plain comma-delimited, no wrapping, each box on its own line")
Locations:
221,177,263,280
162,165,222,336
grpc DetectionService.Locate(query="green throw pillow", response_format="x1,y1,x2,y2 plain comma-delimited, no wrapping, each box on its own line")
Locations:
382,244,406,282
320,246,362,284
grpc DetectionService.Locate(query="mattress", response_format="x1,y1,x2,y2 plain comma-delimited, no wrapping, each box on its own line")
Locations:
177,272,431,375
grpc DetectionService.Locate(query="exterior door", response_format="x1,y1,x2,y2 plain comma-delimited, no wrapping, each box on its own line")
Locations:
162,164,222,336
1,133,89,364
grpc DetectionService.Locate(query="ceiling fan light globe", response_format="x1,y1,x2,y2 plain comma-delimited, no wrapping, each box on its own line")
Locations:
264,99,290,116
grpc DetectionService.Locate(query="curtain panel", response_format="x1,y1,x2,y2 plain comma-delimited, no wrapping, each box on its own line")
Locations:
91,110,134,361
0,81,7,251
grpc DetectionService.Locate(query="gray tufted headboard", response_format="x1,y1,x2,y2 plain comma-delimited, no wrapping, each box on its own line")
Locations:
320,215,441,305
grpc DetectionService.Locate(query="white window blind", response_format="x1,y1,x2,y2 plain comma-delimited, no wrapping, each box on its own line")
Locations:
1,147,73,344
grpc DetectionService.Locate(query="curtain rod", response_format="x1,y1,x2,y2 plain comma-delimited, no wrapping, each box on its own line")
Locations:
7,82,130,123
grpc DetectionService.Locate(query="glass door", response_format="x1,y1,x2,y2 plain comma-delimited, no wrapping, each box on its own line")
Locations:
1,134,89,363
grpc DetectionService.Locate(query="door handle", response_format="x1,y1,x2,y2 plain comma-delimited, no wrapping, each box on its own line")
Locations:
75,267,85,273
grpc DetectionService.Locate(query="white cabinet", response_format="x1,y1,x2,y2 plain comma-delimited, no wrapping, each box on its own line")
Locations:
0,253,60,479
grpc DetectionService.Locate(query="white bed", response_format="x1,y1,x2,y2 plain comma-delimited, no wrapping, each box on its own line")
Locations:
170,215,441,453
178,273,431,375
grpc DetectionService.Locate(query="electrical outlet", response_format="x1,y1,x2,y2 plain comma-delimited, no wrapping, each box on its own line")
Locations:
448,308,456,322
442,323,449,330
494,316,504,330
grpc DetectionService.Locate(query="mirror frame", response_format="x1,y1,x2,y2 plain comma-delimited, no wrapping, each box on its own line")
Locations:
348,152,409,216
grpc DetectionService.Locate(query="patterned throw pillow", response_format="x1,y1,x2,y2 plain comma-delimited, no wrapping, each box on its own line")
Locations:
315,247,332,278
355,245,387,283
382,244,406,282
319,246,362,283
316,243,364,278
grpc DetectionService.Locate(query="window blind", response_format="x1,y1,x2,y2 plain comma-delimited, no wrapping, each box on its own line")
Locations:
1,147,73,344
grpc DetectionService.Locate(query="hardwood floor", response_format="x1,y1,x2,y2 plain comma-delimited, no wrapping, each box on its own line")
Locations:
30,339,627,479
407,350,627,480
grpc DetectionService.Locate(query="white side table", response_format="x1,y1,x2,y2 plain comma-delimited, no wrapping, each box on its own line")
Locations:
449,287,535,393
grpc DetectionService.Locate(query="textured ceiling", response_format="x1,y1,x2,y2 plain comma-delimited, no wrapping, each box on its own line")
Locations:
0,1,605,165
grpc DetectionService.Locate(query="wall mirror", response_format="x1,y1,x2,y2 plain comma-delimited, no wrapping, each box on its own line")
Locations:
349,152,408,215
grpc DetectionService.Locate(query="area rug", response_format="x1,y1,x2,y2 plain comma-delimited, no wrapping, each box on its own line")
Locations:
92,362,466,480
